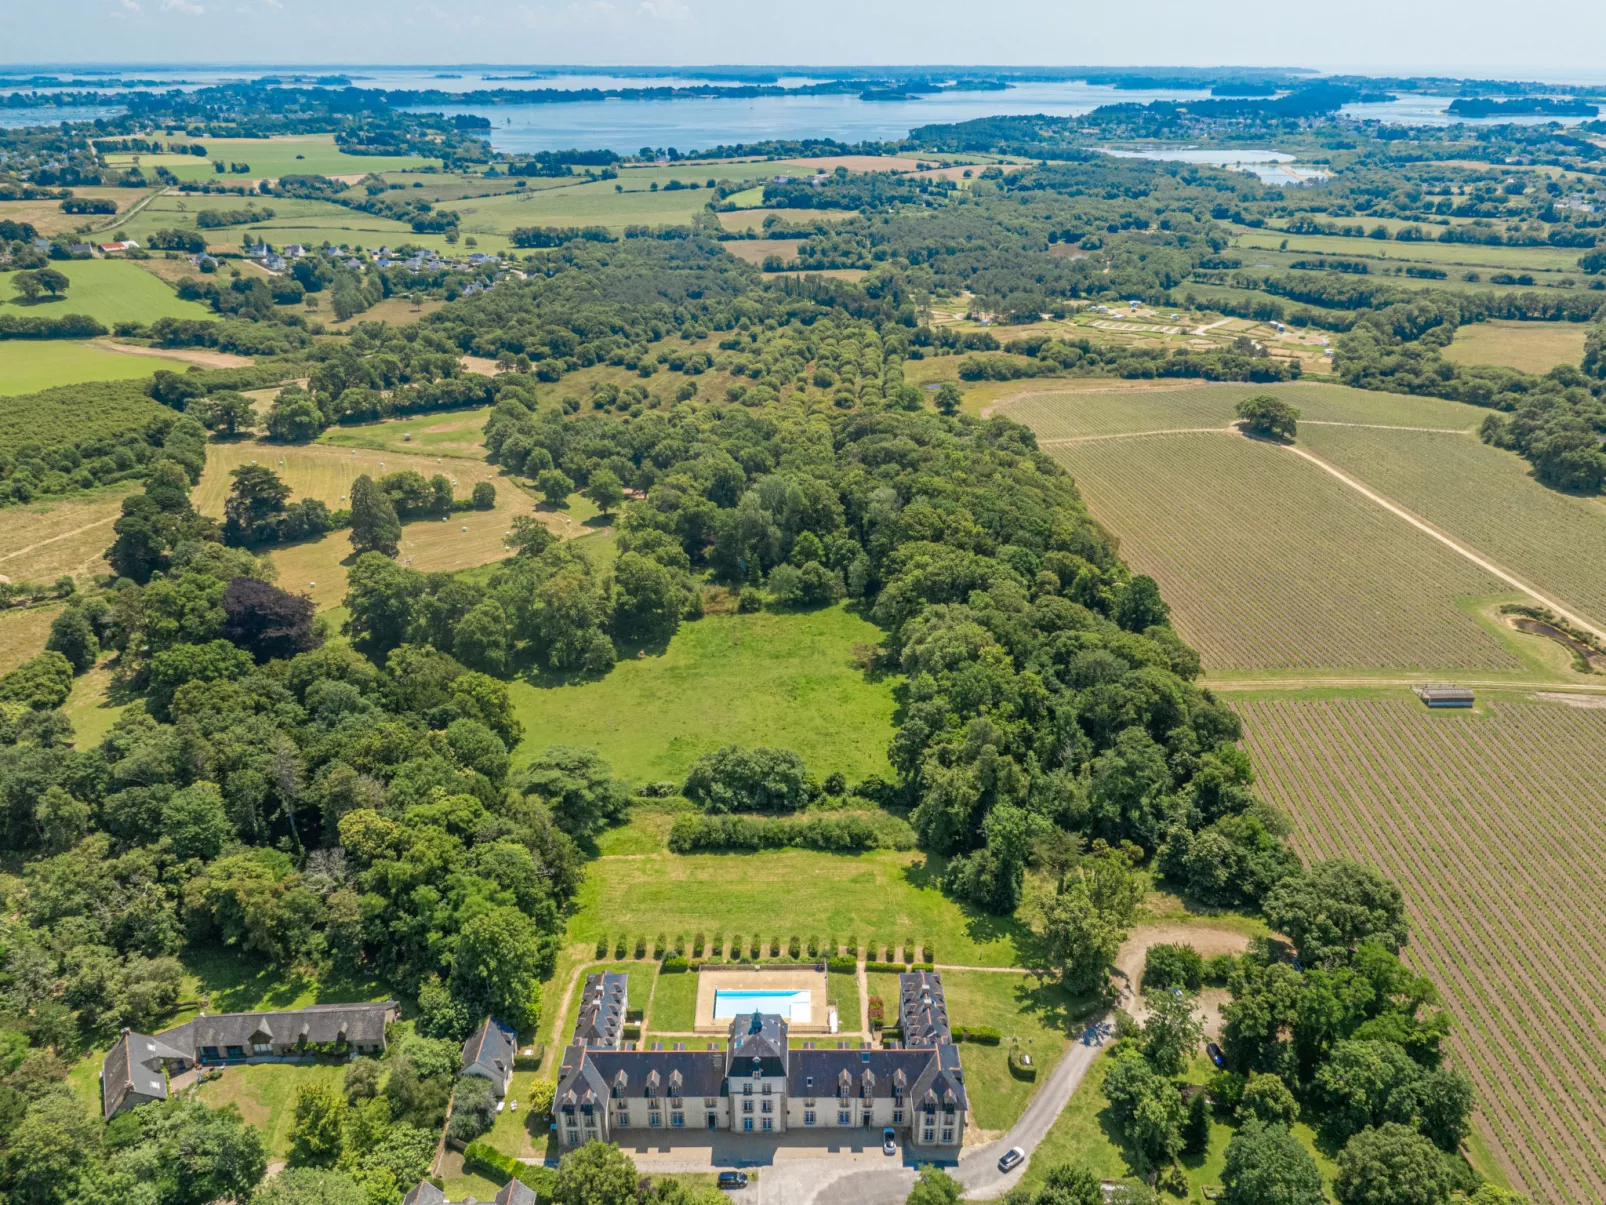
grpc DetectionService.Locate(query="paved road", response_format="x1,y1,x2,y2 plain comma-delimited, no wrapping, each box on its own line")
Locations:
754,1017,1113,1205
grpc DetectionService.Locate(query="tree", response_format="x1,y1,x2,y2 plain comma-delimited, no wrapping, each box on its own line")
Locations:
1333,1123,1453,1205
610,551,681,645
1041,879,1126,992
1240,1071,1300,1127
471,480,496,509
514,746,632,839
509,514,557,557
1104,1049,1185,1170
1316,1039,1424,1140
906,1164,962,1205
682,745,813,813
1181,1089,1211,1157
1116,575,1170,631
1415,1065,1474,1152
536,468,575,505
45,607,99,674
446,1075,497,1143
198,390,257,437
1264,860,1408,966
222,576,320,662
935,382,964,416
552,1140,638,1205
341,552,424,656
290,1086,350,1169
1141,989,1205,1076
1026,1164,1103,1205
585,468,625,516
3,1093,101,1204
348,474,401,558
163,781,233,860
450,905,547,1031
453,599,511,674
11,270,43,302
1222,1119,1324,1205
223,465,291,546
1235,395,1300,440
1142,944,1204,993
33,267,68,297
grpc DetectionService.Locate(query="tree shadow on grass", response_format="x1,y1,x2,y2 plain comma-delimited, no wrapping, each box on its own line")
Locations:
898,853,1047,966
184,944,391,1016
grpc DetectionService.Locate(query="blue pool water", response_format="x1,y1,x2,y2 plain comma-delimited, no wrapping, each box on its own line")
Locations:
713,989,813,1023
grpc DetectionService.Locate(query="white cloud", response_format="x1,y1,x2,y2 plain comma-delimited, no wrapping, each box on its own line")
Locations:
639,0,689,16
118,0,142,10
161,0,205,12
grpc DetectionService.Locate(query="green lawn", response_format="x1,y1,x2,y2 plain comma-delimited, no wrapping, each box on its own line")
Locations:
0,338,195,396
104,134,436,182
566,848,1038,969
195,1061,348,1159
507,603,899,785
648,968,699,1033
177,945,392,1020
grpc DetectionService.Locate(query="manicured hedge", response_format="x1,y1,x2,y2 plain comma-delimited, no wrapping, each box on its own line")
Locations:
864,961,908,974
661,956,691,973
668,811,913,853
826,957,857,974
1008,1048,1038,1081
952,1026,1001,1045
462,1141,522,1184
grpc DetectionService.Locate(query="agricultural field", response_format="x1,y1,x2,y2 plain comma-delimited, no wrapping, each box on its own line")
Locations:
0,186,151,237
507,602,899,783
0,339,194,396
0,258,213,327
101,134,437,182
1239,696,1606,1205
1297,423,1606,630
1232,222,1594,275
0,487,132,584
451,179,713,236
716,208,856,233
1005,380,1483,441
0,603,64,673
1441,319,1591,373
1046,430,1520,671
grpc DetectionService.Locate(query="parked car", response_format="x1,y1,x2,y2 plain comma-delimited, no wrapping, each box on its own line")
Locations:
717,1171,749,1190
998,1147,1025,1173
882,1127,898,1155
1206,1041,1225,1068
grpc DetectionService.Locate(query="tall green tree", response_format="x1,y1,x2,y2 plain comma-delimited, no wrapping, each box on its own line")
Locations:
1222,1119,1324,1205
1333,1123,1453,1205
348,474,401,558
551,1140,638,1205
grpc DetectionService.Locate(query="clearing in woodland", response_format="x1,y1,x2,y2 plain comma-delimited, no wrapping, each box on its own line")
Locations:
1046,431,1519,672
1440,319,1590,374
1239,696,1606,1205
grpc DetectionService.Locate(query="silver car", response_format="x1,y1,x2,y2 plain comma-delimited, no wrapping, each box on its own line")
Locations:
998,1147,1025,1173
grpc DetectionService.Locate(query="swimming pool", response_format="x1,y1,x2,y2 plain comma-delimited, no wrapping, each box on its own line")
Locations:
713,989,813,1024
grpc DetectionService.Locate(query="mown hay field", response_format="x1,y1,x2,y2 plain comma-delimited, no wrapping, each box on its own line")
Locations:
1298,424,1606,631
102,134,435,182
1239,696,1606,1205
0,488,133,585
0,187,151,236
1441,320,1590,374
1046,431,1519,671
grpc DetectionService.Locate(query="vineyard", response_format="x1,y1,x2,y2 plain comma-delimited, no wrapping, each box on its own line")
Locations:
1047,432,1520,671
1239,696,1606,1205
1007,381,1481,442
1297,424,1606,631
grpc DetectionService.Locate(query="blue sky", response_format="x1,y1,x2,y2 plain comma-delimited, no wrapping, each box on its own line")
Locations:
3,0,1606,77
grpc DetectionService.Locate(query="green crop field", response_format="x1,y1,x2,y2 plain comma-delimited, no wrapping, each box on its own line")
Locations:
0,258,213,328
452,180,714,235
1239,696,1606,1205
1005,381,1482,442
1044,430,1519,672
0,339,193,396
507,603,899,784
1298,424,1606,630
102,134,437,182
1441,319,1591,373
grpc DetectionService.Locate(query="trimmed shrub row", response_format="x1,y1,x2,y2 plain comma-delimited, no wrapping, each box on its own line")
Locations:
591,935,938,969
1008,1048,1038,1081
462,1141,521,1185
951,1026,1002,1045
668,811,913,853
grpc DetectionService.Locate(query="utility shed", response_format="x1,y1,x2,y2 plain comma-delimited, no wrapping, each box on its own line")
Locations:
1412,684,1474,708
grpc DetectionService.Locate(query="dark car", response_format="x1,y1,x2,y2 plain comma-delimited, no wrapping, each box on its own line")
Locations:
1206,1041,1225,1069
998,1147,1025,1173
717,1171,749,1191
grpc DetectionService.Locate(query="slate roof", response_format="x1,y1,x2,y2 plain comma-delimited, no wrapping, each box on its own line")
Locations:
101,1030,187,1118
898,971,952,1047
558,1047,727,1104
160,1001,396,1058
461,1017,517,1082
495,1180,539,1205
401,1183,448,1205
788,1048,929,1100
572,972,628,1048
725,1010,788,1080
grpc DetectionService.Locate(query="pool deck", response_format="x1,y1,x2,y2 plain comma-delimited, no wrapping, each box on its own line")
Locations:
694,967,831,1035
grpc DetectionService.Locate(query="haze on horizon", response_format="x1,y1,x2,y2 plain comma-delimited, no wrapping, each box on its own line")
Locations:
2,0,1606,81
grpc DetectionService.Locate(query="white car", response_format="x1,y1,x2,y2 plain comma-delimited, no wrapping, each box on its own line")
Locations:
998,1147,1025,1173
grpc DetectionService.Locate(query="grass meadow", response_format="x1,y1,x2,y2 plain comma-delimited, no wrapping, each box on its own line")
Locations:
0,258,213,328
1240,696,1606,1204
102,134,437,182
0,339,196,396
507,602,899,783
0,187,152,237
1441,319,1591,373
